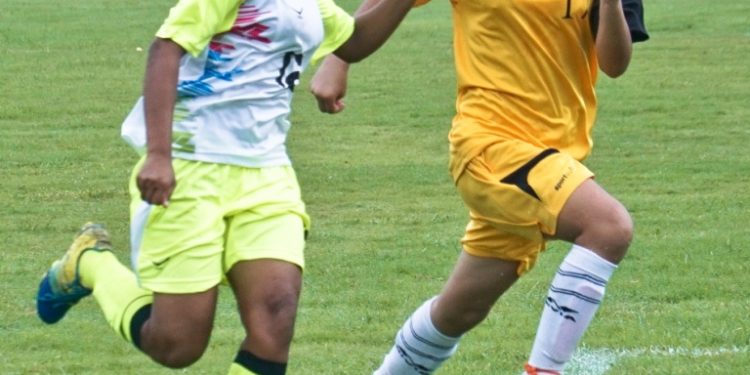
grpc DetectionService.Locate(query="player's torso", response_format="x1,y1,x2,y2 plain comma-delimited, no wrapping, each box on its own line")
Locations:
452,0,595,88
449,0,599,164
174,0,325,166
178,0,324,97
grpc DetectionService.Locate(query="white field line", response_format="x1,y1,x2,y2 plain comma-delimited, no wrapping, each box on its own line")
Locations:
566,345,749,375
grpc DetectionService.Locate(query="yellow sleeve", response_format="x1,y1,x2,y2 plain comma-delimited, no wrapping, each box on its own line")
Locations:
155,0,243,57
311,0,355,64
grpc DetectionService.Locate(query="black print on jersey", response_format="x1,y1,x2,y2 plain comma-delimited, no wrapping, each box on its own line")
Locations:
564,0,573,18
563,0,590,19
276,51,303,91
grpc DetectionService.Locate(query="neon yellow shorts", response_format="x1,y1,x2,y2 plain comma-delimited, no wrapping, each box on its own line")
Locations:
128,158,310,294
454,139,593,275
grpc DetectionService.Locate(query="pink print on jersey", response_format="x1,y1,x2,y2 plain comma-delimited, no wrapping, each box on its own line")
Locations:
209,41,236,54
231,5,271,44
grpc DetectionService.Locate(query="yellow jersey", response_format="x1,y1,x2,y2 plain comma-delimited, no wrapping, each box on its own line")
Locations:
446,0,647,180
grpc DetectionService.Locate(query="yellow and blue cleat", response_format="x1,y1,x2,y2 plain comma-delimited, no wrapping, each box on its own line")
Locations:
36,222,112,324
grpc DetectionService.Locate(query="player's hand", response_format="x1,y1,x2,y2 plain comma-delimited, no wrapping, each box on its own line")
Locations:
310,57,350,114
136,153,175,207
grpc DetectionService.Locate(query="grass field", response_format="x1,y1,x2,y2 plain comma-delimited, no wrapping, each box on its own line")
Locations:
1,0,748,374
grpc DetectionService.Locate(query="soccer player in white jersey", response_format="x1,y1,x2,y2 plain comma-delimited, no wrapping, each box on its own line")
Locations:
36,0,416,373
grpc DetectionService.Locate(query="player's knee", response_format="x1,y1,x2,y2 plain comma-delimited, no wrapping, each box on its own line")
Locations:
143,327,211,369
266,287,299,319
252,290,300,339
590,207,633,263
150,342,207,369
239,294,298,359
607,206,633,251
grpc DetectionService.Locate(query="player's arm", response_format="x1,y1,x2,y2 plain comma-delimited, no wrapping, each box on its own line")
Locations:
137,38,185,207
590,0,649,77
136,0,240,206
310,0,383,113
333,0,414,63
314,0,419,113
595,0,632,78
309,49,350,113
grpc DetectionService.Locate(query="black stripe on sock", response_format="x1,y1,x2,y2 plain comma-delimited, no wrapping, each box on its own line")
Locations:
130,304,152,351
234,350,287,375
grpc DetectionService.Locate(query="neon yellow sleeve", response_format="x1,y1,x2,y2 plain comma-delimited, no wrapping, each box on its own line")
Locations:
155,0,243,57
311,0,355,64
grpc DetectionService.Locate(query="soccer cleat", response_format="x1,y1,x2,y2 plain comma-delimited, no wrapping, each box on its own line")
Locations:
523,363,561,375
36,222,113,324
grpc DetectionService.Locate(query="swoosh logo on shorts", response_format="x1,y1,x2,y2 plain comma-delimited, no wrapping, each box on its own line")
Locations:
151,257,171,267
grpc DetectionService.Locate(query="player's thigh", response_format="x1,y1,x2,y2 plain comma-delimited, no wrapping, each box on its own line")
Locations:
455,140,593,273
223,165,309,271
129,158,227,293
458,140,593,236
225,213,304,331
222,166,306,332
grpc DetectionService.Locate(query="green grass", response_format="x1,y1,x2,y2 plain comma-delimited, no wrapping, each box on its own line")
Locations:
1,0,749,373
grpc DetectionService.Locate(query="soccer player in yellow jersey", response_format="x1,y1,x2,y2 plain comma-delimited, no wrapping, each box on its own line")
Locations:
311,0,648,373
35,0,417,374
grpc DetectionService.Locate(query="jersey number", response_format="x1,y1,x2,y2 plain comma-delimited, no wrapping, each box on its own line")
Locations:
563,0,591,20
563,0,572,18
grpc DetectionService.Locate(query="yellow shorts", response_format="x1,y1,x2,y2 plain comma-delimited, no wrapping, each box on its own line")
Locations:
454,139,593,275
128,158,310,294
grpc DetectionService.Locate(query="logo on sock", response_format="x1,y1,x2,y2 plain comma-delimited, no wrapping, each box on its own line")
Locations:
545,297,579,322
396,345,432,375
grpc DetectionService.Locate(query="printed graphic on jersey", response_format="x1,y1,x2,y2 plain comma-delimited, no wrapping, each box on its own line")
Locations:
172,130,196,154
176,5,272,98
177,41,243,97
231,5,271,43
276,51,303,91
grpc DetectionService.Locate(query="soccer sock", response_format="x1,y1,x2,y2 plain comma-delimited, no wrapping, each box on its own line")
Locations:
527,244,617,372
227,350,287,375
78,250,153,346
374,297,460,375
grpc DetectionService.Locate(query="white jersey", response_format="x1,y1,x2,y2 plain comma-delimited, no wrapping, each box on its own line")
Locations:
121,0,353,167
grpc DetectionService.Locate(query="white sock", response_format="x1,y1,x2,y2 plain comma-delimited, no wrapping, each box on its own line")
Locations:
527,245,617,372
374,297,460,375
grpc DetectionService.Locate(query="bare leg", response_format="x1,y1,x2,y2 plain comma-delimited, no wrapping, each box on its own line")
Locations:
525,178,633,373
140,288,218,368
432,252,520,337
374,252,520,374
228,259,302,363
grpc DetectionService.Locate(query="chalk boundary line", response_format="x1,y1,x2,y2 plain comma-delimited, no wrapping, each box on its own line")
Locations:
566,345,749,375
